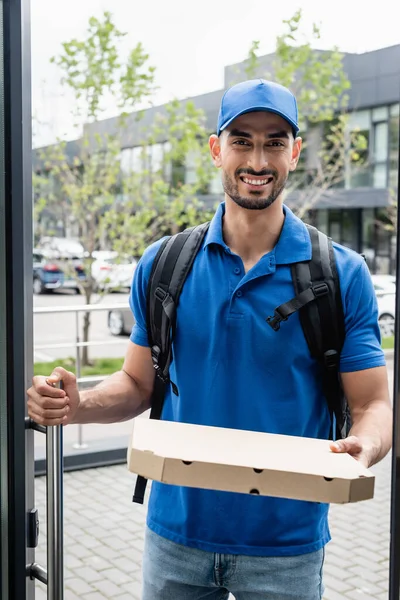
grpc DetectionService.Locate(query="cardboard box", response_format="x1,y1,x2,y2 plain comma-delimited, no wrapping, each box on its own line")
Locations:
127,419,374,504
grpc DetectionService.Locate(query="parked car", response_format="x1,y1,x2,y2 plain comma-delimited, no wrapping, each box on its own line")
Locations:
107,306,134,336
91,251,137,292
371,274,396,337
33,249,85,295
37,237,86,259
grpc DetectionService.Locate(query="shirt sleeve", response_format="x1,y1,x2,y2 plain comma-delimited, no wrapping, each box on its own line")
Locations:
339,257,386,373
129,238,167,347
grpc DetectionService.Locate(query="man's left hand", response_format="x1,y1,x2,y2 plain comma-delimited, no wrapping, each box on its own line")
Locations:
330,436,372,468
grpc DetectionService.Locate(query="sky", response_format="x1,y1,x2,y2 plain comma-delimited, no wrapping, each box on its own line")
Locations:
31,0,400,147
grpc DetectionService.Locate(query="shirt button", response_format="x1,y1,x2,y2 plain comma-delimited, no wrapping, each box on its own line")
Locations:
236,290,243,297
234,267,241,275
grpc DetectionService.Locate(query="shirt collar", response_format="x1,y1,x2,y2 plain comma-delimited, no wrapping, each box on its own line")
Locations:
204,202,312,264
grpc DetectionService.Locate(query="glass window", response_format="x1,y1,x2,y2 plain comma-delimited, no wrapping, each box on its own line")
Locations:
372,106,389,122
120,148,132,174
132,146,144,173
350,164,371,188
361,208,375,271
185,149,198,185
316,209,328,234
389,111,399,189
373,121,389,162
209,172,223,195
347,128,370,189
373,163,387,188
148,143,164,173
341,210,359,250
390,103,400,117
328,210,341,242
348,109,371,131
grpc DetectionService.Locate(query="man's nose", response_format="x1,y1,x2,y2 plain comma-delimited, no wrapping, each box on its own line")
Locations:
247,147,269,172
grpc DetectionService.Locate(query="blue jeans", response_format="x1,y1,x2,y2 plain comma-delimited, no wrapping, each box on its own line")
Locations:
142,527,325,599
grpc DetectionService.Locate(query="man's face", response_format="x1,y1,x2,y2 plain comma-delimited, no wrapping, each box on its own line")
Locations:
209,112,302,211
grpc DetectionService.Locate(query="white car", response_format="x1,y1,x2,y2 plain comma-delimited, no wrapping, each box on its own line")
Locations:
371,274,396,337
91,251,137,292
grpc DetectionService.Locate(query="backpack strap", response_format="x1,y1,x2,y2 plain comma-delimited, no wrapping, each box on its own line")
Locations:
266,224,349,440
132,222,210,504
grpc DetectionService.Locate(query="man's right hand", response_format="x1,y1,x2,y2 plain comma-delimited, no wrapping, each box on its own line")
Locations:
27,367,80,426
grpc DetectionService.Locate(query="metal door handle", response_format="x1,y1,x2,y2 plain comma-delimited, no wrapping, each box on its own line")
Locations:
27,380,64,599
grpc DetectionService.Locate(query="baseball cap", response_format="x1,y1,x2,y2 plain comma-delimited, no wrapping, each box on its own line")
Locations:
217,79,299,137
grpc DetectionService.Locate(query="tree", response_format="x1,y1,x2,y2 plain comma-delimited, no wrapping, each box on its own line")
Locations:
34,12,157,366
34,11,215,366
101,98,215,259
243,9,366,218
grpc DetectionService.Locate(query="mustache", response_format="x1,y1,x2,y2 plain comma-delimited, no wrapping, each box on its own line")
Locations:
236,168,277,178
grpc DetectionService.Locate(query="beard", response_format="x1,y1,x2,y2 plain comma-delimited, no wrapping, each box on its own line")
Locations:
222,168,288,211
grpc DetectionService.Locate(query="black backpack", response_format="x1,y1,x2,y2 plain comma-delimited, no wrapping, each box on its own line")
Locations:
132,221,350,504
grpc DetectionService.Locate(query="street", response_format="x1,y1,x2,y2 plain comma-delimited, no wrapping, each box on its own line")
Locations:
33,290,131,363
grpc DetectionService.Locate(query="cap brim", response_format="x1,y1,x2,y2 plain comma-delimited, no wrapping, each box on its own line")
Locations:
218,106,299,136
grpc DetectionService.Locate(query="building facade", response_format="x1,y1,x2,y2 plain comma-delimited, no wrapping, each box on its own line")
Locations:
36,44,400,274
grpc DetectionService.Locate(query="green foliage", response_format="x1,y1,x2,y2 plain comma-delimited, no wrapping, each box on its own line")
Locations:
273,10,350,122
244,10,350,123
33,356,124,377
242,9,366,216
101,99,216,258
50,11,156,120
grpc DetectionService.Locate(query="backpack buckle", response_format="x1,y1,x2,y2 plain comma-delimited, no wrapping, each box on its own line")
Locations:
151,344,161,366
266,308,287,332
151,346,171,384
324,349,339,370
312,283,329,298
155,287,167,302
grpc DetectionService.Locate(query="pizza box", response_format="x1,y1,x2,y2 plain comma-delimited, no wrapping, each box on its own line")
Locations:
127,419,374,504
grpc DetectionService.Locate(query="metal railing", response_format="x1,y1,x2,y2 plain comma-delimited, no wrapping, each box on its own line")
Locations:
33,301,130,450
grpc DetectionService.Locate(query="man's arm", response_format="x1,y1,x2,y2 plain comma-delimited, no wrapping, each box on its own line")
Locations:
27,341,155,427
330,366,392,467
72,341,155,424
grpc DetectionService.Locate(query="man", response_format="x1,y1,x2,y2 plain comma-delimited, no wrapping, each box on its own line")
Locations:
27,79,392,599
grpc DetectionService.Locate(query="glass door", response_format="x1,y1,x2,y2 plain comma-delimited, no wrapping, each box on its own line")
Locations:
0,0,35,598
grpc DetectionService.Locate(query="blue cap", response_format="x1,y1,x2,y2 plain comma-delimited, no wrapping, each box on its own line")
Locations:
217,79,299,137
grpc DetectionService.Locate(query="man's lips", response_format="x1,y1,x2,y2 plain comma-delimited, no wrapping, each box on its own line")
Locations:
239,175,274,187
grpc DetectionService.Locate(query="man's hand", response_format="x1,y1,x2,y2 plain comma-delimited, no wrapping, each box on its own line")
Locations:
27,367,80,426
330,435,373,468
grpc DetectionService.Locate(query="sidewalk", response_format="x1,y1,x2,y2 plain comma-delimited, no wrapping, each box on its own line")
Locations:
34,450,391,600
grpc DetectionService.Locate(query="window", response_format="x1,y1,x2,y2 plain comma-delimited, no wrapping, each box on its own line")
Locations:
372,121,388,188
372,106,389,122
389,104,399,189
345,111,372,189
348,109,371,132
120,148,133,174
373,122,389,162
341,210,359,250
209,172,223,195
316,209,328,235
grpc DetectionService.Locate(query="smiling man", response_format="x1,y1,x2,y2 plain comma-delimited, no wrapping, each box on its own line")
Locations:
27,79,392,599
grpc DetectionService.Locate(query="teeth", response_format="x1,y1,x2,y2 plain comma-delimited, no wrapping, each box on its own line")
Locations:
243,178,270,186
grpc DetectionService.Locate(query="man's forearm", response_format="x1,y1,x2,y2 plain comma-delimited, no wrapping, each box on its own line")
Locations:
71,369,150,425
350,399,393,466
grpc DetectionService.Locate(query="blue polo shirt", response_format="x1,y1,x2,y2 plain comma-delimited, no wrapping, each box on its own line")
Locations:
129,202,385,556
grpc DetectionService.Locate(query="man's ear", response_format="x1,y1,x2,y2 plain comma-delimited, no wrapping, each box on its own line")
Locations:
289,137,302,172
209,134,222,168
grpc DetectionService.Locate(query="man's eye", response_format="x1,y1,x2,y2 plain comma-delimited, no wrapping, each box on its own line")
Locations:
268,141,284,147
233,140,250,146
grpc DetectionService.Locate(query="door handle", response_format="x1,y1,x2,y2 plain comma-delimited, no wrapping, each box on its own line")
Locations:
27,380,64,599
